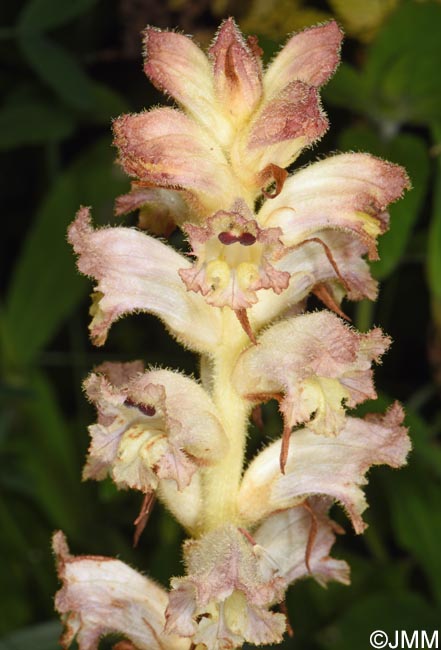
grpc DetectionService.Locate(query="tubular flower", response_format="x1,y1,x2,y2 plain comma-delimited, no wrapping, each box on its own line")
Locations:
179,201,290,310
166,500,350,649
53,532,189,650
68,206,222,352
56,15,413,650
83,361,228,494
238,403,410,533
233,311,390,443
165,525,287,648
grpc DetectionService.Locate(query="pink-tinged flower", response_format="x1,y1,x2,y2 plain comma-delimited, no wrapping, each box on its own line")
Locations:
114,20,342,216
114,108,244,216
233,311,390,442
165,525,287,649
179,201,289,310
253,497,350,588
53,531,188,650
68,207,222,352
246,231,378,334
258,152,410,262
238,403,410,533
83,361,228,494
115,185,189,236
165,500,349,649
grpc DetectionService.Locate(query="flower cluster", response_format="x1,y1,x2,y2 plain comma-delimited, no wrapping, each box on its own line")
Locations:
54,17,411,650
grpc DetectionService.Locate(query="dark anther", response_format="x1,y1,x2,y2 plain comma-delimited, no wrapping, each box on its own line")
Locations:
218,231,238,245
218,231,256,246
124,398,156,416
238,232,257,246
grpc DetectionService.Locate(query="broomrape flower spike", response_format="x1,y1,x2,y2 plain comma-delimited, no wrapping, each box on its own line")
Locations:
55,16,412,650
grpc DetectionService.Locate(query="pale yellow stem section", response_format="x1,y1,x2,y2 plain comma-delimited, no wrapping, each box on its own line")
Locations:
200,309,252,532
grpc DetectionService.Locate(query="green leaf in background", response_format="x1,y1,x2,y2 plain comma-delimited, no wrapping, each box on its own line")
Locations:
322,62,369,114
19,370,85,532
19,33,96,111
327,0,397,43
0,102,74,151
4,137,128,367
0,621,61,650
387,464,441,606
365,2,441,125
319,592,439,650
81,82,130,124
18,0,99,33
338,125,429,279
428,123,441,302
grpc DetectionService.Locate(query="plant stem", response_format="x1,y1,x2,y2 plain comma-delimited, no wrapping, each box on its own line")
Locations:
201,310,251,532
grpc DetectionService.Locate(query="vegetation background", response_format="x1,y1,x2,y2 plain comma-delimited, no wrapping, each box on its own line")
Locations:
1,0,441,648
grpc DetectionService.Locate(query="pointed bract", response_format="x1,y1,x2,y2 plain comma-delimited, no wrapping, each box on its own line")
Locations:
238,81,328,179
115,186,188,235
264,22,343,99
143,27,232,140
209,18,263,125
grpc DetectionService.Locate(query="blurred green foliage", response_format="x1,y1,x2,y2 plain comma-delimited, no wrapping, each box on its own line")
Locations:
1,0,440,648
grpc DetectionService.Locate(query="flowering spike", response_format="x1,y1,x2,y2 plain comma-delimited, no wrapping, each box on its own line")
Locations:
60,15,411,650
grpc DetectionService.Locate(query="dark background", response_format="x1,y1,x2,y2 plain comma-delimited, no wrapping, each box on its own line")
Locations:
1,0,441,648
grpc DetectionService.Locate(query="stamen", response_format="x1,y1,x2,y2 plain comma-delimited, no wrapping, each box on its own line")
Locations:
251,404,264,431
112,642,138,650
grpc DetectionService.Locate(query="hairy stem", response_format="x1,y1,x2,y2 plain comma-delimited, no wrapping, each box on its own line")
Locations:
200,309,252,532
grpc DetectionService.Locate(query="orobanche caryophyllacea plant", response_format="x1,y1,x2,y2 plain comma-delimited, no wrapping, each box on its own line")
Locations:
53,18,412,650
